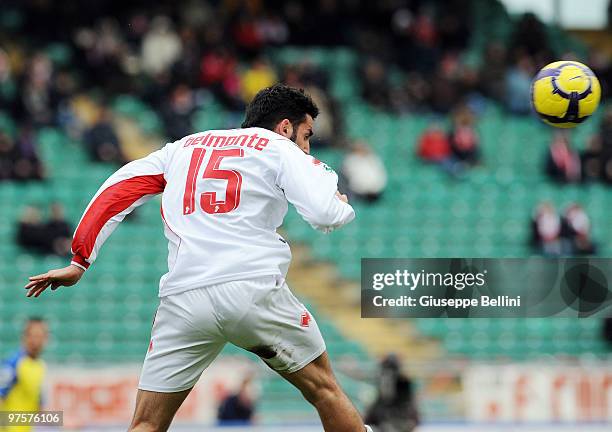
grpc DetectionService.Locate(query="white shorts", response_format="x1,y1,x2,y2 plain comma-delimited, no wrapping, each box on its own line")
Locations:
138,276,326,392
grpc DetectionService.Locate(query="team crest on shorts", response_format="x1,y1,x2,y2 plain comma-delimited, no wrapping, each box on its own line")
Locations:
300,311,311,327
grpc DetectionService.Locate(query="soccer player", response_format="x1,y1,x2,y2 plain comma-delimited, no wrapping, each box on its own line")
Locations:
24,84,374,432
0,318,49,432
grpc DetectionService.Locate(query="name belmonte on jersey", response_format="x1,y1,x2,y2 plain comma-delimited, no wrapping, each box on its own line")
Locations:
70,127,355,297
183,131,270,152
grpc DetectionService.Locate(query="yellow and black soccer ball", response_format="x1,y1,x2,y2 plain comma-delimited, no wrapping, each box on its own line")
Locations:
531,60,601,128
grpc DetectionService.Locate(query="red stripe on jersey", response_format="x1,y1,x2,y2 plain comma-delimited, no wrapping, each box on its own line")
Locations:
72,174,166,266
71,253,90,269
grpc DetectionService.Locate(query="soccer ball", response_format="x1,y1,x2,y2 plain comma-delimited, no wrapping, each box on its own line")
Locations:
531,61,601,128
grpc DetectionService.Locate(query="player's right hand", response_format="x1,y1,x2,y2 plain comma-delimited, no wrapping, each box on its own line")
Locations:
24,265,85,298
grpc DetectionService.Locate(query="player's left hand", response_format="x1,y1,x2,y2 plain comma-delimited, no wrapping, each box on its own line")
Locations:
24,265,85,298
336,191,349,203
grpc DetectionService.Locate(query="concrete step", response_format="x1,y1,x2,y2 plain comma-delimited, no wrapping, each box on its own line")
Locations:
286,245,442,365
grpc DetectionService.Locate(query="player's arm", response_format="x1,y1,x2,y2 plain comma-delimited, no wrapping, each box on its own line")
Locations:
0,359,18,403
277,142,355,232
25,145,170,297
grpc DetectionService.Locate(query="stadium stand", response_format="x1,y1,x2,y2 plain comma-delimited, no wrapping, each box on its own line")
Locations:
1,44,609,378
1,0,611,425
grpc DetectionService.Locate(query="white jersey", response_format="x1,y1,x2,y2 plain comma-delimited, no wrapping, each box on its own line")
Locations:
70,127,355,296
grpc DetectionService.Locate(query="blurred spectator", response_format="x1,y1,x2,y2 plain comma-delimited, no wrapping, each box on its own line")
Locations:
0,128,45,181
342,141,387,203
448,105,481,166
173,27,202,88
511,13,550,60
588,50,612,101
309,0,346,46
360,59,392,110
530,202,563,256
283,60,343,148
561,203,597,255
306,66,339,145
13,125,45,181
437,1,471,52
162,85,196,141
74,18,128,93
217,376,255,425
18,53,55,126
45,203,73,256
283,63,341,147
392,72,431,113
124,12,150,50
417,122,451,163
417,114,480,179
429,57,463,114
232,14,264,57
143,71,173,111
299,61,329,91
256,13,290,46
505,53,535,115
580,135,604,182
408,8,440,74
0,48,16,109
479,43,507,103
53,71,80,129
16,204,72,256
304,84,339,148
16,206,45,252
84,107,126,164
179,0,214,29
200,48,243,110
200,49,233,88
241,57,277,103
545,132,581,183
0,132,19,180
597,107,612,183
365,354,419,432
141,16,182,76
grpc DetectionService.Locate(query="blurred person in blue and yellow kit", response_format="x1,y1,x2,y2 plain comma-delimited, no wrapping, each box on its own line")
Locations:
0,318,48,431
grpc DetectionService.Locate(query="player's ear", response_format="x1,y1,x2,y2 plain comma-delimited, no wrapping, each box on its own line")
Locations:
274,119,293,140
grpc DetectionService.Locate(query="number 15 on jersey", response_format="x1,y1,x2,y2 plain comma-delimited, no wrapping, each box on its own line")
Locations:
183,148,244,215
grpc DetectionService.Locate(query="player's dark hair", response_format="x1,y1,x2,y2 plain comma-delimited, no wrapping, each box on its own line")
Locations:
241,84,319,130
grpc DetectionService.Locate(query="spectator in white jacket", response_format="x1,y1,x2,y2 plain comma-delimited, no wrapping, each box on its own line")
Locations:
342,141,387,203
141,15,182,76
